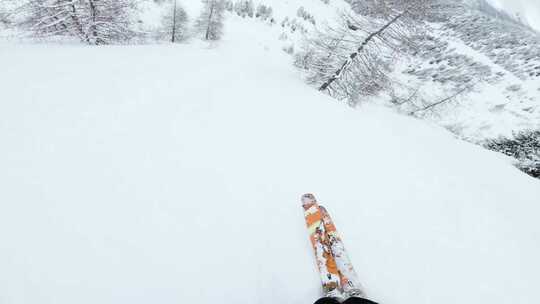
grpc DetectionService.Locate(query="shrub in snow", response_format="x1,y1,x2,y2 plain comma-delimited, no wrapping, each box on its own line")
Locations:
282,44,294,54
506,84,522,92
226,1,272,20
281,17,289,28
255,4,273,21
297,6,315,25
232,0,254,18
485,130,540,178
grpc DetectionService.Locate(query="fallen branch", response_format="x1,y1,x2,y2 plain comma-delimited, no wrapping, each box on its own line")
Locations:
409,83,475,114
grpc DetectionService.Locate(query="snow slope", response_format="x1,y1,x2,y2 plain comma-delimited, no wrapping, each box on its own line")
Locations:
233,0,540,141
1,15,540,304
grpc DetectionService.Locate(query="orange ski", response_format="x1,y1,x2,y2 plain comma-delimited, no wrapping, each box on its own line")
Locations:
302,194,378,304
319,205,364,298
302,193,342,299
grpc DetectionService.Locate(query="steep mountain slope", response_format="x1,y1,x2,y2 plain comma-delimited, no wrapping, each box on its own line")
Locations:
394,15,540,140
216,0,539,141
228,0,540,174
1,14,540,304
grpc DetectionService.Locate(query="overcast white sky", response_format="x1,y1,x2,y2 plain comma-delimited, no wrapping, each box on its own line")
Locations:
488,0,540,31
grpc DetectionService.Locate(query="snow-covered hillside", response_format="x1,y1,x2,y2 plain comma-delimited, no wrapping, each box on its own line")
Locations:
1,13,540,304
233,0,539,174
172,0,540,142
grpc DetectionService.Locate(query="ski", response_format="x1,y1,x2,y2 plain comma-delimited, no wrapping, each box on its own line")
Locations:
302,193,378,304
302,193,343,301
319,205,364,298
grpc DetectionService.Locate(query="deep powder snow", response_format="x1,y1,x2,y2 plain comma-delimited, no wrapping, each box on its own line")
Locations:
0,18,539,304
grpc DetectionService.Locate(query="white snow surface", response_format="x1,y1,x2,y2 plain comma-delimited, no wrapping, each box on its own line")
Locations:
1,16,540,304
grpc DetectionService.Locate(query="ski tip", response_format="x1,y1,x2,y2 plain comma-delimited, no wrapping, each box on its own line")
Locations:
313,297,341,304
342,297,379,304
301,193,317,206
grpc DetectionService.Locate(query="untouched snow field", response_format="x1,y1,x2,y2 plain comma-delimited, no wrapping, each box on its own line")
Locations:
1,17,540,304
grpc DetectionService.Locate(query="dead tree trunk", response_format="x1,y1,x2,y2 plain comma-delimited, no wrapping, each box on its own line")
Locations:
205,1,215,40
171,0,177,42
410,83,475,114
69,2,92,44
88,0,101,44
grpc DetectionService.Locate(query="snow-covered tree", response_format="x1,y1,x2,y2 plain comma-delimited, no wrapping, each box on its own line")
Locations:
295,0,434,104
196,0,225,41
162,0,188,43
16,0,136,45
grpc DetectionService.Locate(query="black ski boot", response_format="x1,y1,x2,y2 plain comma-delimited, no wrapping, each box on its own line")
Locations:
313,297,342,304
342,297,378,304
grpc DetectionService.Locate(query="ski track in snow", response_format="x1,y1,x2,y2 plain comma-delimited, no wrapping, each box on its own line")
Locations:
1,12,540,304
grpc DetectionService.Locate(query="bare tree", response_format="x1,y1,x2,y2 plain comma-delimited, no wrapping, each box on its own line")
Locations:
85,0,137,45
162,0,188,43
318,11,407,92
196,0,225,41
0,0,20,25
15,0,89,42
296,0,434,104
14,0,136,44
